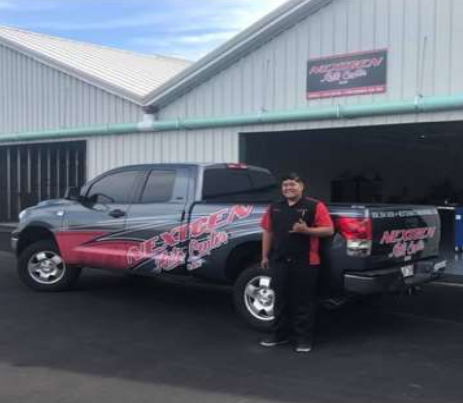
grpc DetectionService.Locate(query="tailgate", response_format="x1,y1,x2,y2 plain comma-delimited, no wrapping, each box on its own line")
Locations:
368,205,440,269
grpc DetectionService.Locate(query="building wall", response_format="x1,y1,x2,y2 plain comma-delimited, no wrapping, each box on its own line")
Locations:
0,42,143,135
86,128,239,180
159,0,463,127
84,0,463,179
6,0,463,181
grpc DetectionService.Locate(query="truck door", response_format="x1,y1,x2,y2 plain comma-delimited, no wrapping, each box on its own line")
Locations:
58,168,143,270
122,167,191,274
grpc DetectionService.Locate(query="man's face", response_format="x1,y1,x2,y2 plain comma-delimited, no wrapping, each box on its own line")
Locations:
281,179,304,200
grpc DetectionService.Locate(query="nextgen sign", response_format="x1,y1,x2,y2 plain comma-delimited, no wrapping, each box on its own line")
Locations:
306,49,387,99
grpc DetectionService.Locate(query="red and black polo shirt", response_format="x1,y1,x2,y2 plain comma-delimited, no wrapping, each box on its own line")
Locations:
260,197,333,265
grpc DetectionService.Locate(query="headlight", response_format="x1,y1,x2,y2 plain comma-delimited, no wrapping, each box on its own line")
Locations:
18,209,28,221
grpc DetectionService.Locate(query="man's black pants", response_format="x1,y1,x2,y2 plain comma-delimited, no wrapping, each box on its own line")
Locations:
271,258,320,342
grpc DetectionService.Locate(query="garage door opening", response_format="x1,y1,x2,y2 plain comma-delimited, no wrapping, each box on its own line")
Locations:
0,141,86,222
241,121,463,252
241,121,463,206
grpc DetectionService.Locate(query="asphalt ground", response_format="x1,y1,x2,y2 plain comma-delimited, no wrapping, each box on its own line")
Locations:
1,245,463,403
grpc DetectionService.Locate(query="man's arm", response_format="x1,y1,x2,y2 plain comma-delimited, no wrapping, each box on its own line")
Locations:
260,207,273,269
305,225,334,237
290,220,333,237
261,230,273,269
290,202,334,237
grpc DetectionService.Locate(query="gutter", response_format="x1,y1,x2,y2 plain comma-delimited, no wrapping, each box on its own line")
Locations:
1,94,463,143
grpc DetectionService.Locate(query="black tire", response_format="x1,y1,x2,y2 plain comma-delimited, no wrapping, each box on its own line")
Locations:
233,264,274,332
17,240,81,291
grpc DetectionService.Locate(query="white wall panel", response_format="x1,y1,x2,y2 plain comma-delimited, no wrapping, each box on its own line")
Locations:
85,129,239,180
0,43,143,135
159,0,463,130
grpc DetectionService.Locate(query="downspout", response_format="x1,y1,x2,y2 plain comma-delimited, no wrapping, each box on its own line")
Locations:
1,94,463,143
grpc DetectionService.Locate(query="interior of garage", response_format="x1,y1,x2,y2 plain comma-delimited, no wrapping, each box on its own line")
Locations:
241,120,463,253
241,121,463,205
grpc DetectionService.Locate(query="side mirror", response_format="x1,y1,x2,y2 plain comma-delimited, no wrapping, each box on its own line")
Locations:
86,193,115,205
64,187,81,201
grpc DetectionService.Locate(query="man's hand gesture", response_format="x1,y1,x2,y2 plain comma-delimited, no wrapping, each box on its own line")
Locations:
261,257,270,269
290,219,310,234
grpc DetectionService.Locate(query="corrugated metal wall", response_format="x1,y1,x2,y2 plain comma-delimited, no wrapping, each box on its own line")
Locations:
86,129,238,179
0,42,143,135
160,0,463,128
5,0,463,181
83,0,463,179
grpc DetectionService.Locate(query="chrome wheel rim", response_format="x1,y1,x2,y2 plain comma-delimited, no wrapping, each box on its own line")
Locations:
243,275,275,322
27,250,66,285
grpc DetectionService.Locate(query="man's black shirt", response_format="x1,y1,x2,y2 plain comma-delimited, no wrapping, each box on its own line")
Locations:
269,197,317,260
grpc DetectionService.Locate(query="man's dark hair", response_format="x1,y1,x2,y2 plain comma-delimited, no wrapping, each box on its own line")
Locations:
280,172,305,185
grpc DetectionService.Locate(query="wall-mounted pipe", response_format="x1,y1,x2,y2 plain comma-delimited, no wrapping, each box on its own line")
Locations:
1,94,463,143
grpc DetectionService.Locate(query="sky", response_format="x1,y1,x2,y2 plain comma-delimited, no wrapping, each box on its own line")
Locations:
0,0,289,60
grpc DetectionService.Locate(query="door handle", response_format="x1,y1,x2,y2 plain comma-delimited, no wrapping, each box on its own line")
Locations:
109,209,126,218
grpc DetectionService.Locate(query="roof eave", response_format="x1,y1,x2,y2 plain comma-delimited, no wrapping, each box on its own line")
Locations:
143,0,334,109
0,34,149,107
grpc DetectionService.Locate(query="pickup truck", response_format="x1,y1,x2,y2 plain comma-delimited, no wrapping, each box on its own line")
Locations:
11,163,447,330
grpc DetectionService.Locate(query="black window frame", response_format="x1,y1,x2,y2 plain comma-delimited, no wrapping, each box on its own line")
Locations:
134,168,189,204
84,169,141,204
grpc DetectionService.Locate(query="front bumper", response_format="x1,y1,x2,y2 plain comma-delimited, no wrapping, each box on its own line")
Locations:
344,257,446,295
10,231,19,254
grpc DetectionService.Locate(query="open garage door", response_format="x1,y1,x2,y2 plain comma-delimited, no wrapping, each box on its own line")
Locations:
241,121,463,206
0,140,86,222
241,121,463,252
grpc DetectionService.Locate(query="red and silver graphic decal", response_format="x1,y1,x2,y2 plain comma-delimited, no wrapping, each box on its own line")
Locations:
380,227,436,259
127,205,254,272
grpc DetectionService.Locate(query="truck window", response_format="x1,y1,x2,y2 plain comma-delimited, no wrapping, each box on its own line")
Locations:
203,168,277,201
203,169,253,200
86,170,139,203
248,170,279,200
249,170,277,190
140,170,177,203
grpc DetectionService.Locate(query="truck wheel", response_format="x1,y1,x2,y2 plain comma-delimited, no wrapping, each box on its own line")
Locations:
17,240,81,291
234,264,274,332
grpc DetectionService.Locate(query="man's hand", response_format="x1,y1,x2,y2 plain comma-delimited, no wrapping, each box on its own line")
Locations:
290,219,310,234
261,257,270,269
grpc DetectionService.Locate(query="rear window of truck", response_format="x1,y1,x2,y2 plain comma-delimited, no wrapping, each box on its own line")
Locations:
202,167,278,201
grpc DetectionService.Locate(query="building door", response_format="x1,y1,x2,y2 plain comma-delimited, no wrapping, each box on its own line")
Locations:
0,140,86,222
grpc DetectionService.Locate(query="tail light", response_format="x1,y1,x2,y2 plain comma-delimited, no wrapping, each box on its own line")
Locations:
227,163,248,169
336,217,372,257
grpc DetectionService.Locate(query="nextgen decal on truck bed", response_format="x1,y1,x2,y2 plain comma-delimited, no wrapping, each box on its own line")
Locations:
11,164,446,330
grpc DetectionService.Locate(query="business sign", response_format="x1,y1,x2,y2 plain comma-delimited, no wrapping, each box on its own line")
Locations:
306,49,387,99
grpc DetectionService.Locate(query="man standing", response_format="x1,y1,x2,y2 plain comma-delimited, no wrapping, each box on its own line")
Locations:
260,172,334,353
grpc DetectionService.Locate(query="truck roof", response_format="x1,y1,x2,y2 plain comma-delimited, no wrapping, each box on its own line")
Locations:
105,163,270,172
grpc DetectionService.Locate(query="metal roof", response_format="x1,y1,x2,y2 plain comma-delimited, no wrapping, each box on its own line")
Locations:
0,25,192,105
145,0,333,109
